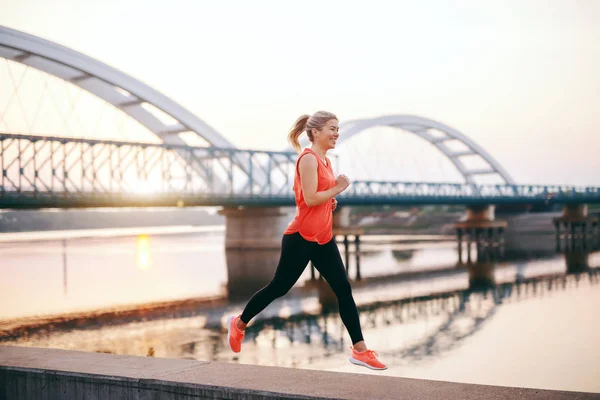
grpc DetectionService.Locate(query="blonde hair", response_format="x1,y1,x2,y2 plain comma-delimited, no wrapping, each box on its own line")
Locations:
287,111,338,153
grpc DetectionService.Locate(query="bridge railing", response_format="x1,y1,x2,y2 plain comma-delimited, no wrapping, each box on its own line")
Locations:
1,134,600,207
347,181,600,202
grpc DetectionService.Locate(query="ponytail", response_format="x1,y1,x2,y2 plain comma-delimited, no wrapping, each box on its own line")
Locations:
288,114,310,153
287,111,338,153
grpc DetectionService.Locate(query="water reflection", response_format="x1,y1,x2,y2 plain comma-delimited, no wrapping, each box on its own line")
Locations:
212,244,600,354
225,248,280,301
182,267,600,368
62,239,68,295
137,235,151,270
391,249,415,262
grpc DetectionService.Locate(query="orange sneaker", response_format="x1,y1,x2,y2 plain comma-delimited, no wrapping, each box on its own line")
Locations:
227,315,245,353
349,347,387,370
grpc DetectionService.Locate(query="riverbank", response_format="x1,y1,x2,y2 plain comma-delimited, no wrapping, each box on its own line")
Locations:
0,207,224,233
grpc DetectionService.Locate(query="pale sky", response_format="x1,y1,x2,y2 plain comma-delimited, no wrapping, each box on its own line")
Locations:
1,0,599,185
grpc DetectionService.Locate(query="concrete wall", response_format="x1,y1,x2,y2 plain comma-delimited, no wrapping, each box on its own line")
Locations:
1,345,597,400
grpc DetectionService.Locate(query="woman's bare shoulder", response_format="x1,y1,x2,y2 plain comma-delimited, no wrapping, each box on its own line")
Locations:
298,152,318,170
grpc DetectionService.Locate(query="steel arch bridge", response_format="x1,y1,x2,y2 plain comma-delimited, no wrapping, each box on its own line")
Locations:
1,26,600,209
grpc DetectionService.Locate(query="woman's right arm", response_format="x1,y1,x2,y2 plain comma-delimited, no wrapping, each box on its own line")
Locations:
298,154,349,207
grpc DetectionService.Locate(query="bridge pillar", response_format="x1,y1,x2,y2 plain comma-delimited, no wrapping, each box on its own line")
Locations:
333,206,351,227
553,204,598,252
219,207,292,249
332,207,364,281
219,207,294,300
465,204,495,221
455,205,507,264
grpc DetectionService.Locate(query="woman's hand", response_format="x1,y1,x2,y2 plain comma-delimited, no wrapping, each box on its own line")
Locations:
335,174,350,193
332,198,338,211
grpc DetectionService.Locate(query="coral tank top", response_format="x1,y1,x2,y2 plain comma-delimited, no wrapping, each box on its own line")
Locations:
284,148,336,244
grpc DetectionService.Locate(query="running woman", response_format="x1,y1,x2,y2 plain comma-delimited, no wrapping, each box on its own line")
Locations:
227,111,387,370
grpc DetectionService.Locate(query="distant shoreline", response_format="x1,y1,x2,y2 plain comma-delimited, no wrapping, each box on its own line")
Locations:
0,224,225,243
0,207,225,233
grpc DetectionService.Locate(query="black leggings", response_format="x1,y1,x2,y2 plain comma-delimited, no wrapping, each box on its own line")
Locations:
240,232,364,345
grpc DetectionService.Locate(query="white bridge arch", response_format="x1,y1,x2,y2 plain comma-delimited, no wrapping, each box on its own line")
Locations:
338,115,515,185
0,25,231,148
0,25,270,189
286,114,514,185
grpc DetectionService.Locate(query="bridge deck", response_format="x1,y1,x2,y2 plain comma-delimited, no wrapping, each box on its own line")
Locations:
2,134,600,208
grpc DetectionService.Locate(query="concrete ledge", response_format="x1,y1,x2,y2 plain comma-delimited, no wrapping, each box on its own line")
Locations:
1,345,598,400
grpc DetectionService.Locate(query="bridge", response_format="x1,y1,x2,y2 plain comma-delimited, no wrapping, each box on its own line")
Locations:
1,132,599,209
1,25,599,251
1,25,600,210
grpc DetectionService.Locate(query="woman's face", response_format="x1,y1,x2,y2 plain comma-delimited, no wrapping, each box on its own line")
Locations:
313,119,339,150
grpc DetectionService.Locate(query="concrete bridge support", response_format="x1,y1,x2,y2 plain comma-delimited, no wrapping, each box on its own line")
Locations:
332,207,364,281
219,207,293,299
455,205,507,264
553,204,598,252
219,207,293,250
